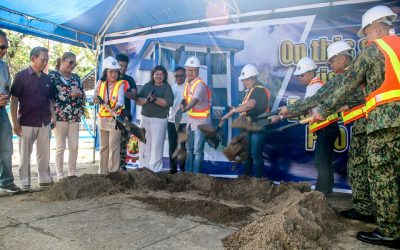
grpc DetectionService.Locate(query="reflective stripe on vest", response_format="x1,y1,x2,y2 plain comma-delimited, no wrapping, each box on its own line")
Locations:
309,77,325,87
98,80,127,117
241,85,270,116
341,104,366,125
183,78,211,119
306,78,338,132
309,113,340,132
365,36,400,114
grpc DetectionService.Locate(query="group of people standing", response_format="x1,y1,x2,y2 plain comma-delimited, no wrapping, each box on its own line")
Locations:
0,31,87,192
92,55,213,175
271,5,399,247
0,31,90,192
0,4,398,247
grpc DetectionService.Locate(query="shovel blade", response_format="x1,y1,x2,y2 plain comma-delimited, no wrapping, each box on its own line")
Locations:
126,122,147,143
174,108,183,131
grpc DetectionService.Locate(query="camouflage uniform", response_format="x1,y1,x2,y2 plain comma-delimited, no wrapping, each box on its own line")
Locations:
347,116,371,216
288,70,372,209
288,72,347,116
317,41,400,238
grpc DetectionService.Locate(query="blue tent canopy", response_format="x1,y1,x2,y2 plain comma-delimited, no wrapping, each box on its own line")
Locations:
0,0,386,49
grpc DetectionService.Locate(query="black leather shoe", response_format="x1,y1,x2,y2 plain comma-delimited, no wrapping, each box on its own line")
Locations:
357,229,400,249
340,208,375,223
169,169,177,174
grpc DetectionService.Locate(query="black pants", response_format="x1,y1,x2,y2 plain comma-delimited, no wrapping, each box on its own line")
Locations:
314,122,340,194
120,128,129,170
167,122,186,173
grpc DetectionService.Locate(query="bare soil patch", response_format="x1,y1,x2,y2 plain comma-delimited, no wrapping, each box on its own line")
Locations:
131,196,256,226
40,169,346,249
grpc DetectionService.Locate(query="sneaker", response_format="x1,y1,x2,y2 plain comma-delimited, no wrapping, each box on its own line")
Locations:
0,184,21,193
21,185,31,191
39,182,54,187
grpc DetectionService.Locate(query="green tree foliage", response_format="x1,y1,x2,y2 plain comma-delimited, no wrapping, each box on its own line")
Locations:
4,30,95,79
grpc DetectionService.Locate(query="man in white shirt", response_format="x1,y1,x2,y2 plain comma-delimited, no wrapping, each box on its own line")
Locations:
167,67,188,173
293,57,339,195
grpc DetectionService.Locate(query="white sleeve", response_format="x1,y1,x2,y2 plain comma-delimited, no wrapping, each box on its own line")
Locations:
94,80,101,98
117,84,125,107
305,83,323,114
304,84,322,98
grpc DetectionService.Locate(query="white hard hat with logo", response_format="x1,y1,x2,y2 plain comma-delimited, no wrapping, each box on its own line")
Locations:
327,41,353,61
103,56,121,70
357,5,397,37
184,56,201,68
239,64,259,80
294,57,317,76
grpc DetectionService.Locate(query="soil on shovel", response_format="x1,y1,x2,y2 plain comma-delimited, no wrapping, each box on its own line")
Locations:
40,169,345,249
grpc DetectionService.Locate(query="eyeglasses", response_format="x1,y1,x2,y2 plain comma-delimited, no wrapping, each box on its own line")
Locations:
0,45,9,50
64,58,77,66
174,75,185,78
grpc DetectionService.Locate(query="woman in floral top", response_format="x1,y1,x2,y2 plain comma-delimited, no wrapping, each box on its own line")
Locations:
49,52,85,180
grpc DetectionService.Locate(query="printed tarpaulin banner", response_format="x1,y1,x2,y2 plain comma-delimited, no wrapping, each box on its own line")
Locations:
103,1,399,190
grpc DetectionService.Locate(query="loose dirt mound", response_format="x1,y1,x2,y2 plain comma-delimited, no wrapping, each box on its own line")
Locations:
207,176,311,206
132,196,256,225
222,191,344,249
40,169,344,249
41,174,122,201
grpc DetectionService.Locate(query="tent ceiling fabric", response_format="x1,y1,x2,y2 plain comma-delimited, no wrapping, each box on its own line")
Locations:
0,0,379,48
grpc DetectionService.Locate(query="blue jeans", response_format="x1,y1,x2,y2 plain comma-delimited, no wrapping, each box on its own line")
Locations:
243,132,267,178
0,108,14,188
185,127,205,173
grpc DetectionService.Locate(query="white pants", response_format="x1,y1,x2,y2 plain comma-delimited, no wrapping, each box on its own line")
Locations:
139,116,168,172
99,129,121,174
54,121,79,180
19,125,52,186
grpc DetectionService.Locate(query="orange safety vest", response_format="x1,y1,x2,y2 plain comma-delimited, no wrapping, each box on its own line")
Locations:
342,103,366,125
307,78,340,132
365,36,400,114
183,78,211,119
98,80,128,117
241,85,270,116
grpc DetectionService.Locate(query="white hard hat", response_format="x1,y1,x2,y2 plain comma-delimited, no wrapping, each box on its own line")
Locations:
184,56,201,68
357,5,397,37
239,64,259,80
103,56,121,70
327,41,353,61
293,57,317,76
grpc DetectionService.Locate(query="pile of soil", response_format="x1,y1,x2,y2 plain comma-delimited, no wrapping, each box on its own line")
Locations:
41,170,344,248
222,191,344,249
131,196,256,225
41,174,122,201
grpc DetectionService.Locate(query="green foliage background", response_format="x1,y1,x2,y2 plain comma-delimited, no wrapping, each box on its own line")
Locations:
4,30,95,79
